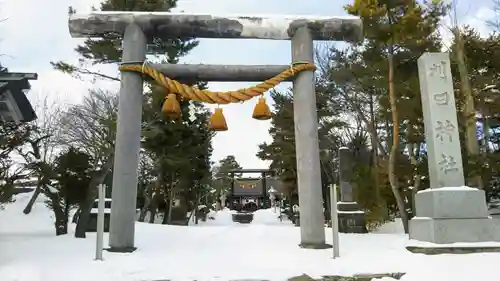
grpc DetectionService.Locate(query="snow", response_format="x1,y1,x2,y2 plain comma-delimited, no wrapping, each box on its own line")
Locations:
372,219,405,234
46,185,58,194
252,208,292,225
2,192,500,281
338,210,365,214
197,208,236,226
418,186,477,193
69,12,360,40
90,208,111,214
411,217,432,220
72,11,359,21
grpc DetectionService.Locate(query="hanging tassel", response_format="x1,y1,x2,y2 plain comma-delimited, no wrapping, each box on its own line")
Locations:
252,96,272,120
162,93,181,119
209,108,228,131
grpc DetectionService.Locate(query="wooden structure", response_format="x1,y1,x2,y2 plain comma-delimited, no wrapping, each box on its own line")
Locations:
68,11,363,251
0,72,37,123
226,169,284,211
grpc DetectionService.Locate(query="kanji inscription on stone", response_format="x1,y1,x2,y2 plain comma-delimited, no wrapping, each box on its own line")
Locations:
418,52,465,188
435,120,455,142
429,60,448,81
438,153,459,174
433,92,450,106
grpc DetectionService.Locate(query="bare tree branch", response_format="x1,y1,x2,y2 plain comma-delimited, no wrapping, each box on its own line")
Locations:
57,89,118,165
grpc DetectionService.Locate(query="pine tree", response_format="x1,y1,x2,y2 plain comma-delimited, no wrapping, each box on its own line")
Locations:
53,0,198,79
257,86,346,215
344,0,447,232
141,87,214,224
257,91,297,205
212,155,243,198
48,147,93,235
453,28,500,201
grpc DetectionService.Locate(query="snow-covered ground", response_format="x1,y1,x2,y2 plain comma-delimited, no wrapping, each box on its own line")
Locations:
1,193,500,281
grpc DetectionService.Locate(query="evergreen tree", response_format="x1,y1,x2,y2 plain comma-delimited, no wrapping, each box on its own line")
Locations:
257,86,346,215
257,91,297,205
47,147,93,235
453,27,500,201
343,0,447,232
212,155,243,197
141,86,214,224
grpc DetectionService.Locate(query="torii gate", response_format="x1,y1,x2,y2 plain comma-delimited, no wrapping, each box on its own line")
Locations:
68,12,362,252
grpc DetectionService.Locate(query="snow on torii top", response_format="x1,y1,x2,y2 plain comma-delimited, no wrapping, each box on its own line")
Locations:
68,11,362,42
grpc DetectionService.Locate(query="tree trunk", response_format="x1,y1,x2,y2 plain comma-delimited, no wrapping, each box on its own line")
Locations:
369,92,388,219
149,207,157,223
161,181,171,225
287,181,295,217
148,166,163,223
138,183,154,222
74,154,114,238
166,187,175,224
186,203,196,224
148,189,161,224
72,207,81,223
454,28,483,189
47,191,68,235
369,93,381,201
64,197,70,219
22,180,42,214
194,191,200,225
387,51,409,233
483,114,490,154
407,141,422,218
161,198,169,224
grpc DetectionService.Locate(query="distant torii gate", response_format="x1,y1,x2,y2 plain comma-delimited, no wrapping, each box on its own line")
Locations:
68,12,362,252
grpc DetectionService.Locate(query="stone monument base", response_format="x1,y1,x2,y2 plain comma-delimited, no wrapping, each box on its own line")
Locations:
409,217,500,243
409,187,500,243
337,202,367,233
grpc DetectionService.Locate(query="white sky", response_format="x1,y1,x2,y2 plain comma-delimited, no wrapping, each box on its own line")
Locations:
0,0,494,169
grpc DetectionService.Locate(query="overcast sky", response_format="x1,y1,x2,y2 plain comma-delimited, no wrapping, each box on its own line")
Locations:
0,0,495,169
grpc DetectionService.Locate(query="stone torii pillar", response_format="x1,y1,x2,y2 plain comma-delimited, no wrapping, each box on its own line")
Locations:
68,12,363,251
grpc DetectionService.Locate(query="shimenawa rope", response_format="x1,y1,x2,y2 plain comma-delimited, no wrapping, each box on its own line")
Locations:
118,62,316,104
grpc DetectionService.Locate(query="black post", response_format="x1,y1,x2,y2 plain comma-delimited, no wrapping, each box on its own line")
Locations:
230,171,235,209
261,172,267,208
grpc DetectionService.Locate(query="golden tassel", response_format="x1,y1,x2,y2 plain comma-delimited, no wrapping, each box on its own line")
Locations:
252,96,272,120
209,108,228,131
162,93,181,119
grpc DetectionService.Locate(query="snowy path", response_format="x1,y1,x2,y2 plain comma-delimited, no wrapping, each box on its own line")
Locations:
1,193,500,281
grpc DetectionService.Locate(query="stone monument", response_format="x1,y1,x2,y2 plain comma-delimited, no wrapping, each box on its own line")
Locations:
409,52,500,243
337,147,367,233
